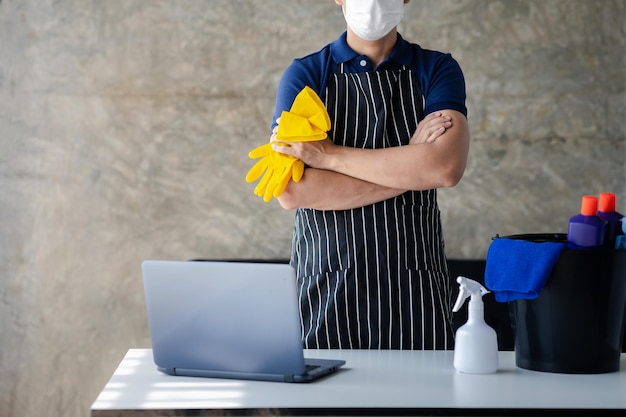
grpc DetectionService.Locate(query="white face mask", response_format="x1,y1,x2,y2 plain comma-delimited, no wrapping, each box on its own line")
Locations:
343,0,404,41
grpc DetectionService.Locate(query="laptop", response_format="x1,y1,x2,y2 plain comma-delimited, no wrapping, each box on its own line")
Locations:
141,260,345,382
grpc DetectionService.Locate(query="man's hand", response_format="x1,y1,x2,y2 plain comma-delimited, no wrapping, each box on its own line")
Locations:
271,133,335,170
409,111,452,144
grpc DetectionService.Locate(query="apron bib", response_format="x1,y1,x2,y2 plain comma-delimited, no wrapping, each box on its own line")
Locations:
291,67,453,350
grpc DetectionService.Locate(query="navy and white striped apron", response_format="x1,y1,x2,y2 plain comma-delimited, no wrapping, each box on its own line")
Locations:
291,66,454,350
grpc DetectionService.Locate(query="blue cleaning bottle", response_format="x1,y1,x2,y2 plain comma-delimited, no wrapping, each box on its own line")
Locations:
568,195,607,249
597,192,624,246
616,218,626,249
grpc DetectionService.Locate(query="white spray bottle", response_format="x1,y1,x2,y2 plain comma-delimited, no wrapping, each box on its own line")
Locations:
452,276,499,374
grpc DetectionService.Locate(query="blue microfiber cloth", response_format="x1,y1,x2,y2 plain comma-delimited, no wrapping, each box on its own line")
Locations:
485,238,566,302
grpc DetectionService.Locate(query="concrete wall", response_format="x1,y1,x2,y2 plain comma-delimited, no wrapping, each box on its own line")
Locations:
0,1,624,416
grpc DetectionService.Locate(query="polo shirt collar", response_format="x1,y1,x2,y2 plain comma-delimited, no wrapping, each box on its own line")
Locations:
330,31,412,67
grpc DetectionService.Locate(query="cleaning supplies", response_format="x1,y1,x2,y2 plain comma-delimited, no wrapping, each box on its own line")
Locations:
452,277,499,374
246,143,304,202
567,195,607,249
597,192,624,246
484,236,566,302
616,218,626,249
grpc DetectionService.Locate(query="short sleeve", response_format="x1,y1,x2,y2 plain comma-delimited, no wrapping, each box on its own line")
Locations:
418,51,467,118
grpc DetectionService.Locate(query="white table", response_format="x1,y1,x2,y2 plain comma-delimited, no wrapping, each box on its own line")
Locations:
91,349,626,416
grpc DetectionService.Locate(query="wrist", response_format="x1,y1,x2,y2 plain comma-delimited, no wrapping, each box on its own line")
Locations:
321,142,342,171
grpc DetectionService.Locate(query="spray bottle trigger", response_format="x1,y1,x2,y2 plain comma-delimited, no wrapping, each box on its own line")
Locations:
452,283,470,313
452,276,489,313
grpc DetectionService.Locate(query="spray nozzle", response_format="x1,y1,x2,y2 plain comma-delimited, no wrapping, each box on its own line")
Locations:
452,276,490,313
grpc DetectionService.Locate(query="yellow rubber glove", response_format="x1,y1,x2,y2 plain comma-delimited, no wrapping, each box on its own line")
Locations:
277,86,331,142
276,112,328,142
246,86,329,202
246,143,304,202
287,85,331,132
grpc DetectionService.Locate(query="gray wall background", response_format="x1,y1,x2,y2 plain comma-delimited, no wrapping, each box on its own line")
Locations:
0,1,624,416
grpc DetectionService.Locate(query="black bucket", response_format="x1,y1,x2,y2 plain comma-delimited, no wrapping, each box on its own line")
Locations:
501,233,626,374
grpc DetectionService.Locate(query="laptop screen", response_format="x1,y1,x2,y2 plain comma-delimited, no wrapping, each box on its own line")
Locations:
142,260,307,375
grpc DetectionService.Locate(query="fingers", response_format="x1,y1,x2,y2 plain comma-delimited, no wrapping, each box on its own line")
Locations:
291,160,305,183
245,158,269,183
423,112,452,136
271,141,293,156
410,111,453,145
248,116,307,202
248,142,273,158
425,126,446,143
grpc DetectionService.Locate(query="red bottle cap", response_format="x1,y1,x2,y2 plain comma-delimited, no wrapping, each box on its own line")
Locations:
580,195,598,216
599,192,616,212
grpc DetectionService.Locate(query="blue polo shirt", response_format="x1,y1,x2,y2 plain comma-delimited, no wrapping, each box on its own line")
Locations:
272,32,467,129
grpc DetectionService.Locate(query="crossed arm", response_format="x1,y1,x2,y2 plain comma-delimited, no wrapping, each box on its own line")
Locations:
272,109,469,211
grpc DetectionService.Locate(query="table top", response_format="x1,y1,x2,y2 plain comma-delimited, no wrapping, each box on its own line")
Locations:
91,348,626,416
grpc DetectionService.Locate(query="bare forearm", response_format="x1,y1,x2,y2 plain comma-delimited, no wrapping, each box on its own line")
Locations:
323,111,469,190
277,168,406,211
325,141,461,190
274,110,470,192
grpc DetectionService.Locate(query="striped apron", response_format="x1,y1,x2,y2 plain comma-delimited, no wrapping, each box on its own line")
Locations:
291,66,454,350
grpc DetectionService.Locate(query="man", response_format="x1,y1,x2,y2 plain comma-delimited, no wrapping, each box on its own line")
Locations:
271,0,469,350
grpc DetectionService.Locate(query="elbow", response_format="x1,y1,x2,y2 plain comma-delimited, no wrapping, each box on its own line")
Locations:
400,159,467,190
440,165,466,188
432,115,470,189
420,158,466,190
437,144,469,188
440,176,462,188
276,169,322,210
276,185,300,210
277,196,298,210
